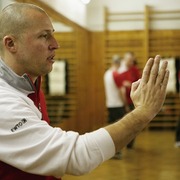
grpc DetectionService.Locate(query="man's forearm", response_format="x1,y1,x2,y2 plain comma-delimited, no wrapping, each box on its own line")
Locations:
105,107,152,152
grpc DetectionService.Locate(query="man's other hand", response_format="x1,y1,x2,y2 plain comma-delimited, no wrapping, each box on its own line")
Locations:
130,55,169,120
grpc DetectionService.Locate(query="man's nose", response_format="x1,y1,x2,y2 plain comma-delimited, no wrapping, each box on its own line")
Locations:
49,37,60,50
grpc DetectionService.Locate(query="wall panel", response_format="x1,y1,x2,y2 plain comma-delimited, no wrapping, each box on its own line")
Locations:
105,31,145,70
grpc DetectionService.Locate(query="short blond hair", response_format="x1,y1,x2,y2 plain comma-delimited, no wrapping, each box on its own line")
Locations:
112,54,121,64
0,3,46,54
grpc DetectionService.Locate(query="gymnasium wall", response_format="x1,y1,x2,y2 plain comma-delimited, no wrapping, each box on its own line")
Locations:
9,0,180,131
87,0,180,31
46,31,106,133
103,6,180,128
50,29,180,131
103,30,180,128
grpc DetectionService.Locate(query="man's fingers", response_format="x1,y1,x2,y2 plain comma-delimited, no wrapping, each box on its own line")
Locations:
155,60,168,86
161,70,170,91
141,58,154,84
149,55,161,85
131,79,141,92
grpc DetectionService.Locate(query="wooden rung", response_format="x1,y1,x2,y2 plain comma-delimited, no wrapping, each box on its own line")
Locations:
151,10,180,14
107,18,144,22
153,118,179,121
48,112,75,116
148,123,177,127
150,17,180,20
109,12,143,16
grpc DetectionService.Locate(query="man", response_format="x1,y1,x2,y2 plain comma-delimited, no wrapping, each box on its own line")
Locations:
104,55,127,125
104,55,128,159
0,3,169,180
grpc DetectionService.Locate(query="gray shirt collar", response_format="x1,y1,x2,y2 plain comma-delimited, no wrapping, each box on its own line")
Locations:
0,59,36,94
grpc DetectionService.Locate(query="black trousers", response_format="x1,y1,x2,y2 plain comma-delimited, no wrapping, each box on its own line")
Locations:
176,117,180,142
107,107,126,124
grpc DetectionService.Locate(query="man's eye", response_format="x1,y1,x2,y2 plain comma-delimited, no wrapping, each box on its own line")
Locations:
41,34,49,39
43,34,48,38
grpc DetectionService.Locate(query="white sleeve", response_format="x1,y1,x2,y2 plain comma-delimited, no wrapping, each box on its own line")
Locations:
0,93,115,178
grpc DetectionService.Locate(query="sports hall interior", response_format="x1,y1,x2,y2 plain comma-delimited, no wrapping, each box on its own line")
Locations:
1,0,180,179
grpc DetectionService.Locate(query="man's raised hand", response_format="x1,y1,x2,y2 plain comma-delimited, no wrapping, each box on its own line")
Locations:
130,55,169,120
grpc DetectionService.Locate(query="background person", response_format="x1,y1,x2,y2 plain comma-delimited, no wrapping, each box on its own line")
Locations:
104,55,128,159
104,55,128,124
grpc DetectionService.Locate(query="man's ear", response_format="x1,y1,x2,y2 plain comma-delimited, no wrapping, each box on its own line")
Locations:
3,35,17,53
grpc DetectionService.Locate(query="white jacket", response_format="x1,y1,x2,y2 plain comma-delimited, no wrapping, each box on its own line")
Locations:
0,59,115,178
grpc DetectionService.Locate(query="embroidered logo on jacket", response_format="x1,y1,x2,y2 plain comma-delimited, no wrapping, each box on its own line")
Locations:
11,118,27,132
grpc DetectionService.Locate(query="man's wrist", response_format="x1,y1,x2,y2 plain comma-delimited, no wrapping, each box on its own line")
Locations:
133,106,156,123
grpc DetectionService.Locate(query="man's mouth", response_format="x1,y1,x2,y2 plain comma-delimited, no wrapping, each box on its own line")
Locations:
47,55,55,63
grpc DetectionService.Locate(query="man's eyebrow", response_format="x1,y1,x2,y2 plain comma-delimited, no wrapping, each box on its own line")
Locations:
43,29,55,33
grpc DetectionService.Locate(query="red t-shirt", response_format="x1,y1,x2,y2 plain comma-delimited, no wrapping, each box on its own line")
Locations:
113,66,140,105
113,71,124,88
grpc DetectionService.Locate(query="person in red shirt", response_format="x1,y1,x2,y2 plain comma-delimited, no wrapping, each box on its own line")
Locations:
116,52,140,108
104,55,128,125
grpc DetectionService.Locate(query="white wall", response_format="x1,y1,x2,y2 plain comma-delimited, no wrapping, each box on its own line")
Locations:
86,0,180,31
39,0,88,28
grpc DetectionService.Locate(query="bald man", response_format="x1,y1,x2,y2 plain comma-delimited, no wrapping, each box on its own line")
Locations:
0,3,169,180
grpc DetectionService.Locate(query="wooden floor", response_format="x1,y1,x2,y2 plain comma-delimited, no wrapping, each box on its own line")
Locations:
63,130,180,180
